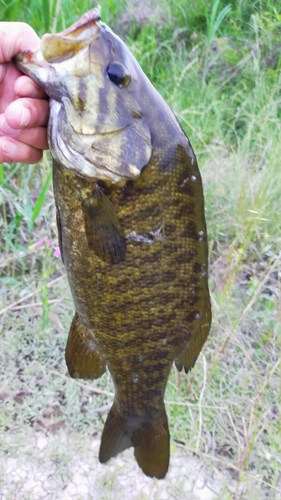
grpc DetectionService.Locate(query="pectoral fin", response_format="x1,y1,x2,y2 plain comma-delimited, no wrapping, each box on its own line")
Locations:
82,186,126,265
65,313,106,379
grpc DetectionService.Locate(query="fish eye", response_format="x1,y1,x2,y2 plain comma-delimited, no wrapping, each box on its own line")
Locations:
106,62,131,88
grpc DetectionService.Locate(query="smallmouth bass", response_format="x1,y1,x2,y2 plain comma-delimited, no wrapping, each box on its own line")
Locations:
16,9,211,479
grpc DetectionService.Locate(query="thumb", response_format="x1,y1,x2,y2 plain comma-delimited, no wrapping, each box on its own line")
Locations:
0,22,40,63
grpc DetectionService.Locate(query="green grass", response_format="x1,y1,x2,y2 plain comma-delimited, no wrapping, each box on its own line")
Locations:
1,0,281,498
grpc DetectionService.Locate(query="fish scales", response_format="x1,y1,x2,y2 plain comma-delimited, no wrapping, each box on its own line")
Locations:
15,9,211,479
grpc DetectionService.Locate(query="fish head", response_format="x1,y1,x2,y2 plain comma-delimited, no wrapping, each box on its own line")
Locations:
15,9,154,182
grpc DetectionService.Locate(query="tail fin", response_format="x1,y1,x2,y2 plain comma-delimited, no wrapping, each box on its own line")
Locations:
99,401,170,479
99,401,132,462
132,410,170,479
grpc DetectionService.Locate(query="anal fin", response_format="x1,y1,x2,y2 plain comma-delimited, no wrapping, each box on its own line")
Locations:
174,345,195,374
82,186,126,265
175,307,211,373
65,313,106,380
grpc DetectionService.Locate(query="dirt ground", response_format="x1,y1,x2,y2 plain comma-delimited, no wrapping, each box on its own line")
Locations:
2,431,234,499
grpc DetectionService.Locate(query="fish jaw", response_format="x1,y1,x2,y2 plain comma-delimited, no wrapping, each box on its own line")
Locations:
14,48,54,88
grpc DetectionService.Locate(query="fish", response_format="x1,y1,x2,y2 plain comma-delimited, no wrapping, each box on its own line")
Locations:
15,9,211,479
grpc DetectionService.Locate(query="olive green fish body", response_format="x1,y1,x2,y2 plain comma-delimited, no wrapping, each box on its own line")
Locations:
15,9,211,479
54,142,210,476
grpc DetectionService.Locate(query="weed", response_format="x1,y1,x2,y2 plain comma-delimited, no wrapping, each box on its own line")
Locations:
203,0,232,80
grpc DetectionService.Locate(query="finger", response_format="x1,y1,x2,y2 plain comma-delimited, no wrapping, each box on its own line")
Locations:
0,137,43,164
0,22,40,62
0,116,48,150
0,114,19,137
15,75,47,99
5,97,49,129
0,63,20,112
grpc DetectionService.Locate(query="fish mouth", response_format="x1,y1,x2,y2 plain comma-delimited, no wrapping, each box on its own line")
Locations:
41,8,101,63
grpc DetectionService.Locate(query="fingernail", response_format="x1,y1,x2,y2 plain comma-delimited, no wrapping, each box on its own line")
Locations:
19,107,31,127
1,139,18,156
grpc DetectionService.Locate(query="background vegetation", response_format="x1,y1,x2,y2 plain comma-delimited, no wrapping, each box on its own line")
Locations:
0,0,280,498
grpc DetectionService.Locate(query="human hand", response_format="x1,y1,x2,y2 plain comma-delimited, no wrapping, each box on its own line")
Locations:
0,22,49,164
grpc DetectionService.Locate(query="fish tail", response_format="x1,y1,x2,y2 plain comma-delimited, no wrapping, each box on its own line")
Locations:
99,401,169,479
132,409,170,479
99,400,132,464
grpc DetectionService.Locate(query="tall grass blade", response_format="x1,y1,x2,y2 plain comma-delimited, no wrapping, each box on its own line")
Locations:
207,0,232,46
42,0,50,32
100,0,110,25
203,0,231,82
212,4,232,40
0,164,4,184
32,170,52,222
208,0,220,43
